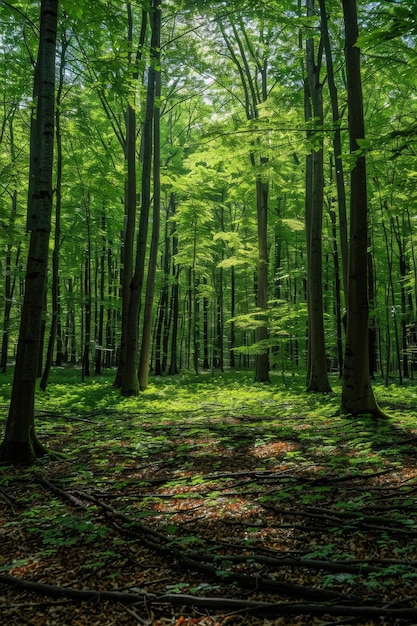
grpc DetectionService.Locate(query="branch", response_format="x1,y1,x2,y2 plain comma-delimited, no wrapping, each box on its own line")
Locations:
1,575,417,619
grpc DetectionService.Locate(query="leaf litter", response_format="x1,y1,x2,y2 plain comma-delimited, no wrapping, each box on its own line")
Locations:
1,371,417,625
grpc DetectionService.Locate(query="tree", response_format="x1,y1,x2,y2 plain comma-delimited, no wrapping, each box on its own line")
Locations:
138,0,161,390
40,31,68,391
121,0,161,396
0,0,58,464
304,0,331,393
114,3,148,388
340,0,381,416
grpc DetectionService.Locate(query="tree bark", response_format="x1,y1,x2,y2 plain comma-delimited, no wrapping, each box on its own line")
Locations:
121,0,160,396
114,5,148,388
138,8,161,391
254,173,270,383
0,191,20,374
0,0,58,464
340,0,381,416
305,0,331,393
40,33,67,391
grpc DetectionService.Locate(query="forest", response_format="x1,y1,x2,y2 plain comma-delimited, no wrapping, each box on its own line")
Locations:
2,0,417,624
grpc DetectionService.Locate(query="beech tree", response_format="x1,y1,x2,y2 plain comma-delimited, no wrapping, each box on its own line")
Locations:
340,0,381,416
0,0,58,464
304,0,331,393
121,0,161,396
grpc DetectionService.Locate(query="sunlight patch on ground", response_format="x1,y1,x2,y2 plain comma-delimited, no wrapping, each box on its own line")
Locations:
251,441,299,458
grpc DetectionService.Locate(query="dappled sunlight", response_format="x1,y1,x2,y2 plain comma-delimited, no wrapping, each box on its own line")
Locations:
251,440,299,458
3,371,417,625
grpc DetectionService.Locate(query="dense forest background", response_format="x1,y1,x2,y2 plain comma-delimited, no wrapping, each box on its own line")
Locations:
0,0,416,402
4,3,417,623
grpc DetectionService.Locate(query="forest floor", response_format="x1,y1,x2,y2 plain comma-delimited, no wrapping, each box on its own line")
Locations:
1,369,417,626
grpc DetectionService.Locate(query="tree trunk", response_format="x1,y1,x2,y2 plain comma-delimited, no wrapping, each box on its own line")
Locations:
0,191,20,374
254,173,270,383
340,0,381,416
121,0,160,396
203,276,210,369
318,0,348,299
82,203,91,381
154,202,171,375
40,33,67,391
328,189,344,378
114,5,147,388
305,0,331,393
138,7,161,391
0,0,58,465
95,213,106,375
229,265,236,368
168,222,180,375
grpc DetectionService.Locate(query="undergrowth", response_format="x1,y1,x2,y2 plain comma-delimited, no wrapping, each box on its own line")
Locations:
1,368,417,625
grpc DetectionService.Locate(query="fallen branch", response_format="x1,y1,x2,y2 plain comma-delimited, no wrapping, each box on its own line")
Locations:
1,574,417,619
0,574,149,605
261,503,417,536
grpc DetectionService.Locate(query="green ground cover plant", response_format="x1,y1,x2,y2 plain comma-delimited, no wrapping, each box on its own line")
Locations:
1,368,417,625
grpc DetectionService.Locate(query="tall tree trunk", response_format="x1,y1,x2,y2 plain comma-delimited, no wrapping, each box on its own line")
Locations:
40,33,67,391
1,191,20,374
340,0,381,416
203,276,210,369
305,0,331,393
168,221,180,375
0,0,58,465
95,213,106,375
121,0,160,396
193,272,200,375
254,172,270,383
154,202,171,375
138,7,161,391
229,265,236,368
328,187,344,378
318,0,348,299
114,5,148,388
382,218,402,383
393,215,412,379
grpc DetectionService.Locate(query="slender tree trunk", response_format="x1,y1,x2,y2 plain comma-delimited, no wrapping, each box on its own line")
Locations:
393,215,412,378
0,0,58,465
154,202,170,375
114,5,148,388
319,0,348,298
229,265,236,368
1,191,20,374
305,0,331,393
168,220,180,375
138,8,161,391
193,272,200,375
121,0,160,396
203,276,210,369
254,173,270,383
106,246,115,368
382,218,402,383
215,281,224,371
340,0,381,416
82,256,91,380
329,196,344,378
40,34,67,391
95,213,106,375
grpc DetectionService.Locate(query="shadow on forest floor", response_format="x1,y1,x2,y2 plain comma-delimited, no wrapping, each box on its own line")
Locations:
1,369,417,625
